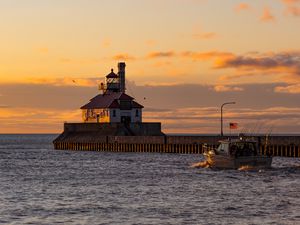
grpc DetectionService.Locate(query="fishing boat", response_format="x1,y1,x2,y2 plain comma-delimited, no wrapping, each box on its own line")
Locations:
203,136,272,169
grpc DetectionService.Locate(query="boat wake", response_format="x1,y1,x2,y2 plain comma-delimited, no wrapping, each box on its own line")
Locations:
238,165,257,171
191,161,210,168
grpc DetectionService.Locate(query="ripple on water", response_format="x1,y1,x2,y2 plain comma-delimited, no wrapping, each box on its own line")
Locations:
0,135,300,225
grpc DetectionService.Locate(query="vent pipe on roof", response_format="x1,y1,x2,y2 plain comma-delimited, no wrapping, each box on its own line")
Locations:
118,62,126,93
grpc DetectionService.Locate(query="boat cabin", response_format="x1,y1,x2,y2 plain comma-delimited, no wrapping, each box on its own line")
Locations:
217,139,258,157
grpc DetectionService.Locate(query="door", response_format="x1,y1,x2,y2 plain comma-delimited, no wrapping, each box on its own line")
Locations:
121,116,131,124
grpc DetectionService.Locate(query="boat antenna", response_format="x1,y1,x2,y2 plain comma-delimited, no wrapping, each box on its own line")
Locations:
256,122,263,136
240,126,247,136
264,125,274,154
250,121,259,137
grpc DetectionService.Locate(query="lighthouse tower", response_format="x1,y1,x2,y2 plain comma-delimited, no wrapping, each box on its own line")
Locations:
118,62,126,93
80,62,143,123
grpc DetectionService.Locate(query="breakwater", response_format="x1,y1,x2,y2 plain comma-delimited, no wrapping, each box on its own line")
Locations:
53,123,300,157
54,141,300,158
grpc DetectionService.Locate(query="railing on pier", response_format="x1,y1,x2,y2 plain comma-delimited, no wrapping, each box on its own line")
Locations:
53,142,300,158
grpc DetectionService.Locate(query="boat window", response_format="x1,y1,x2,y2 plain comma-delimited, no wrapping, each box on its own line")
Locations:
218,143,228,152
234,142,257,156
235,142,256,151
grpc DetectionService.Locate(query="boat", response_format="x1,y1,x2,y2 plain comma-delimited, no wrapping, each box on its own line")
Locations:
203,136,272,169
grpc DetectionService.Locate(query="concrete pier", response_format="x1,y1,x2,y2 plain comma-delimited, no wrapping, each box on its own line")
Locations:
53,123,300,157
53,141,300,157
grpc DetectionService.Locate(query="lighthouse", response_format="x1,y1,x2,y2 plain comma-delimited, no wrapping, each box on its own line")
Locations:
118,62,126,93
80,63,144,123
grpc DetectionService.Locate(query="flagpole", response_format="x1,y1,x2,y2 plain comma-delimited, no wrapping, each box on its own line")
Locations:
221,102,236,137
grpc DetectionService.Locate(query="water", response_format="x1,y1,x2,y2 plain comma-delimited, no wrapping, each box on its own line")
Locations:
0,134,300,225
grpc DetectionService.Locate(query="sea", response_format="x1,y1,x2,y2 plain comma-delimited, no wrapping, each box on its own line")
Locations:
0,134,300,225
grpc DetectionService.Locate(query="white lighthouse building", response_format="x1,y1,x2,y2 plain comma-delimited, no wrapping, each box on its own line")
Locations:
80,63,144,123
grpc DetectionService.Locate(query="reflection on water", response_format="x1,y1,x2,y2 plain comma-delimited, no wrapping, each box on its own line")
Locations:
190,160,209,168
0,134,300,225
237,165,259,171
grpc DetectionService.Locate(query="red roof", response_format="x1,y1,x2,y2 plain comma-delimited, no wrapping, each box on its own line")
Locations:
80,92,143,109
109,100,120,108
132,101,144,108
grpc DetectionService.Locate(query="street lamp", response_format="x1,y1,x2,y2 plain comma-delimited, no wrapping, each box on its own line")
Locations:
221,102,236,136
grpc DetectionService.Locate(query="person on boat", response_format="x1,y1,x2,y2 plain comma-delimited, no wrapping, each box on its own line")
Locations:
229,145,238,157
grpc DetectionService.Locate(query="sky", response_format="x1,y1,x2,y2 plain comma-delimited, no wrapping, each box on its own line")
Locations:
0,0,300,134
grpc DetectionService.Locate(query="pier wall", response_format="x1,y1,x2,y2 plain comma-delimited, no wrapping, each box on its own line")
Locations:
53,123,300,157
63,122,164,136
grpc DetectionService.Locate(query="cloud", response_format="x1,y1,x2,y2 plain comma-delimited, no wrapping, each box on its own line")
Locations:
286,5,300,16
214,51,300,82
219,72,268,81
275,84,300,93
192,32,218,40
213,85,244,92
28,77,99,87
260,7,276,22
107,49,300,86
280,0,300,17
58,58,100,64
152,61,172,68
181,51,234,61
144,106,300,134
146,51,176,59
0,107,81,133
0,83,98,110
1,82,300,133
281,0,300,3
235,3,251,12
112,53,136,61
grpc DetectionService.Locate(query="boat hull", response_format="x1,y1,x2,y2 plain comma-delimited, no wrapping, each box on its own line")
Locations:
204,152,272,169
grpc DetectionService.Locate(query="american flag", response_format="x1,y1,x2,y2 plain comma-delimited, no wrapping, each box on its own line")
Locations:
229,122,238,129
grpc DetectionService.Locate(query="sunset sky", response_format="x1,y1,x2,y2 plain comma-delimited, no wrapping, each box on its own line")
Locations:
1,0,300,134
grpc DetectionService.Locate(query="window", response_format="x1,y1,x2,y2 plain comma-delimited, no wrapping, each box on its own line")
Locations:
113,110,116,117
135,109,139,117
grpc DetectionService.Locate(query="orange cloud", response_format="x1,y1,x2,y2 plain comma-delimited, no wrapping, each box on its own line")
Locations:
192,32,218,40
280,0,300,17
260,7,276,22
181,51,234,61
235,3,251,12
286,5,300,16
152,61,172,68
275,84,300,93
28,77,98,87
144,106,300,134
147,51,176,58
213,85,244,92
214,51,300,70
0,107,81,133
281,0,300,4
112,53,136,61
58,58,100,64
219,72,271,82
213,51,300,86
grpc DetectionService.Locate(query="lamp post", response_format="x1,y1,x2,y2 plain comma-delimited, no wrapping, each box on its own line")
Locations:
221,102,236,136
